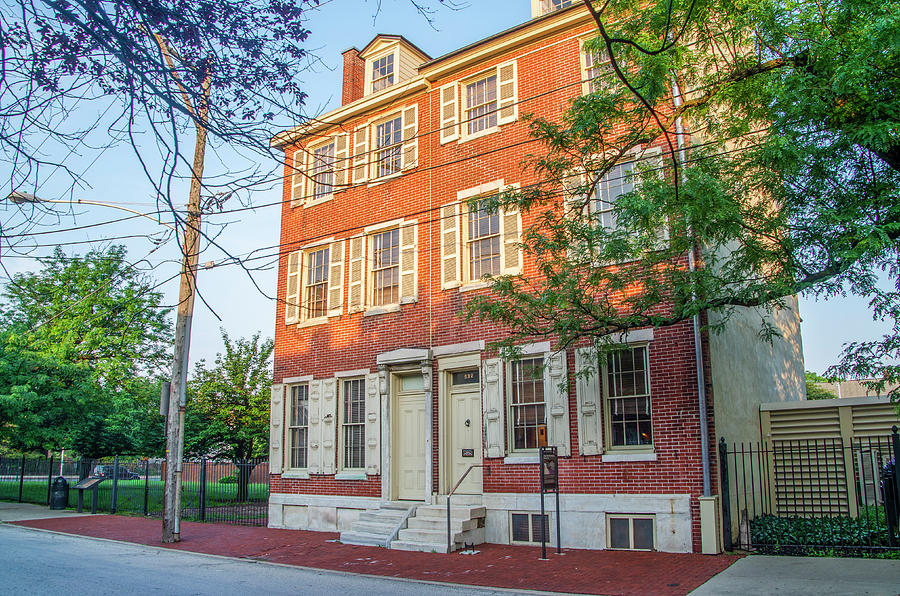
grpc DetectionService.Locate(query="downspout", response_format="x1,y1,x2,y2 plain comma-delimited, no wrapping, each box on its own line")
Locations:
671,75,712,497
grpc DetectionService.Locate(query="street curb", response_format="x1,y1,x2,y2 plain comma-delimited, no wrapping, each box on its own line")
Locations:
2,522,581,596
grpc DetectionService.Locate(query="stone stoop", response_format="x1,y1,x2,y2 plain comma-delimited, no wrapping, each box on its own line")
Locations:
390,504,486,553
339,502,418,548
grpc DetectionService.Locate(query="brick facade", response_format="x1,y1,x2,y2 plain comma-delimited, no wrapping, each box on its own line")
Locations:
269,5,724,553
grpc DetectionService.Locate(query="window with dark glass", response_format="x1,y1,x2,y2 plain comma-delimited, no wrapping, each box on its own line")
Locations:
467,200,500,280
510,512,550,544
509,357,547,451
342,378,366,470
372,228,399,306
606,346,652,447
608,515,655,550
593,161,636,231
311,142,335,201
465,75,498,135
289,385,309,469
305,247,329,319
375,116,402,177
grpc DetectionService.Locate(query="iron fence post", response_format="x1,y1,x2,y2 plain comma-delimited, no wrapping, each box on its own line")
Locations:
46,455,54,505
110,456,119,514
719,437,732,551
200,457,207,522
18,453,25,503
144,460,150,516
893,426,900,508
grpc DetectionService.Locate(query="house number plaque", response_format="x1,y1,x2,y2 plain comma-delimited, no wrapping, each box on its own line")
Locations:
461,448,475,457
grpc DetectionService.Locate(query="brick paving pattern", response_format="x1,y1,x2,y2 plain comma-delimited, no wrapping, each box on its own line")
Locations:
14,516,739,595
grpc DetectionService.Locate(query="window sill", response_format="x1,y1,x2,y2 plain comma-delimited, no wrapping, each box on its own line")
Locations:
459,281,491,293
367,172,402,187
601,452,657,463
334,472,367,481
297,317,328,328
504,455,539,465
281,471,310,479
363,304,401,317
459,126,500,144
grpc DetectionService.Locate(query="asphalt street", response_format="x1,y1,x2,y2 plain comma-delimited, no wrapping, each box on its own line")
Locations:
0,524,544,596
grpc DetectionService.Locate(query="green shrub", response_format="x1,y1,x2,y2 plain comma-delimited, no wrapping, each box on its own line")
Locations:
218,475,237,484
750,508,896,556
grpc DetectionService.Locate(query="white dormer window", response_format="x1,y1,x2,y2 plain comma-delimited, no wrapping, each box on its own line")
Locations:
371,53,395,92
535,0,573,16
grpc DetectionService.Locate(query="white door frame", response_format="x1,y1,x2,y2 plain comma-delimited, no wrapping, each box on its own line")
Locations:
437,352,482,495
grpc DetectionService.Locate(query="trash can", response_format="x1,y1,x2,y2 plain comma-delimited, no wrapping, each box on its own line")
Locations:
49,476,68,510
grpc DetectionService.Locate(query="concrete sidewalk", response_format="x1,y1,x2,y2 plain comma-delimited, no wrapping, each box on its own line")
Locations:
0,501,89,522
690,554,900,596
4,505,736,596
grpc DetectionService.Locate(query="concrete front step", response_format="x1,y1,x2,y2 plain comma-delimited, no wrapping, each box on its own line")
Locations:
392,527,486,553
340,530,391,547
433,494,483,506
406,516,479,532
340,501,419,548
414,505,486,519
357,511,406,524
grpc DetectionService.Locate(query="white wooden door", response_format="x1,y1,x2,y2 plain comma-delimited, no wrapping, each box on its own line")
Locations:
393,387,426,501
449,369,483,494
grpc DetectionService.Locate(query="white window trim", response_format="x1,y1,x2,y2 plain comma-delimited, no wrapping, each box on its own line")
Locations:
364,47,400,96
300,245,331,323
285,383,311,473
460,68,501,141
602,342,654,454
304,138,337,208
369,112,404,181
367,226,401,309
505,353,549,455
606,514,657,551
338,377,367,473
509,511,552,545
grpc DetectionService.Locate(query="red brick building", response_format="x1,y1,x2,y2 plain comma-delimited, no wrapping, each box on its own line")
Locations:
268,0,805,553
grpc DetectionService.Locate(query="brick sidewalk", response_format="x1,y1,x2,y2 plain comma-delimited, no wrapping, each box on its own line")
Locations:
13,516,739,595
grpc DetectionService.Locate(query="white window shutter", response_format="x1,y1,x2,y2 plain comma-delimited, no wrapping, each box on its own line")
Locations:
440,203,460,289
365,372,381,475
285,250,301,325
482,358,505,458
334,133,350,189
269,384,285,474
327,240,344,317
500,206,522,275
544,351,570,457
439,83,459,144
307,379,323,474
401,105,418,170
290,150,306,207
497,61,518,125
348,236,365,313
399,222,418,303
321,378,337,475
353,125,369,184
575,348,603,455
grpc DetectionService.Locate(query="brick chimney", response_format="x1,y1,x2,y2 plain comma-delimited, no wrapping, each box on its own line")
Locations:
342,48,365,105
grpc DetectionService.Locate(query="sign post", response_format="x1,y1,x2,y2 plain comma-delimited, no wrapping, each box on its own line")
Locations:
538,445,561,559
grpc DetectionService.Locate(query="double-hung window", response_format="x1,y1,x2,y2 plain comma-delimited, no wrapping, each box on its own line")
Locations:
341,378,366,470
371,54,394,93
542,0,574,13
467,199,501,280
604,346,652,448
371,228,400,306
592,161,636,231
311,143,335,202
304,247,330,320
465,75,498,136
508,357,547,451
374,116,402,178
288,384,309,469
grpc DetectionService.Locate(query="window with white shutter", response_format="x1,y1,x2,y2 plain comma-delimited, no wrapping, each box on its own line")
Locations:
334,133,350,189
364,372,381,475
307,379,324,474
269,384,285,474
440,83,459,144
482,358,505,458
290,150,307,208
440,203,461,289
401,105,418,170
348,236,365,313
285,250,301,325
575,347,603,455
399,221,418,303
353,126,369,184
327,241,344,317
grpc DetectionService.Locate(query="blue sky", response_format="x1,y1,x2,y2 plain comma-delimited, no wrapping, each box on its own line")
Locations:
0,0,887,377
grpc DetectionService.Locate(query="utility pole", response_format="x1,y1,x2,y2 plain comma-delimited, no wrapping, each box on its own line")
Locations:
154,34,211,544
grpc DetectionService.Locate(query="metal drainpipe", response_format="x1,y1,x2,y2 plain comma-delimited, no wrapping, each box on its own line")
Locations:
671,75,712,497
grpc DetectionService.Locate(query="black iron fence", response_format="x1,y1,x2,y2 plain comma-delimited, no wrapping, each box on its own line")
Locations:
0,455,269,526
720,427,900,555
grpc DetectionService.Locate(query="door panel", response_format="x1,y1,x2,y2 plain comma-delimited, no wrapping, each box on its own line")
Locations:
394,391,426,500
450,387,483,494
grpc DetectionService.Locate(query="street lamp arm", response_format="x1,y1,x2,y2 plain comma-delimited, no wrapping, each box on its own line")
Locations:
7,191,178,233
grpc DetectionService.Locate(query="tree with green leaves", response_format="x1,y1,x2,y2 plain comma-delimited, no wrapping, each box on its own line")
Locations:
0,245,171,455
187,330,273,500
468,0,900,398
805,371,839,401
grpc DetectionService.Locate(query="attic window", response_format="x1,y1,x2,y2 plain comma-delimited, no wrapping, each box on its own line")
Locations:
371,54,394,92
542,0,574,14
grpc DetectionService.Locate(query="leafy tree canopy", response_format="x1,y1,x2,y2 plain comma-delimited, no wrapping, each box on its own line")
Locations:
468,0,900,391
805,371,839,400
186,330,273,461
1,245,172,388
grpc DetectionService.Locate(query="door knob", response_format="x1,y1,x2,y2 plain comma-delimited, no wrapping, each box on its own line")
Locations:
465,418,471,427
